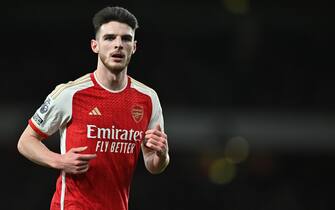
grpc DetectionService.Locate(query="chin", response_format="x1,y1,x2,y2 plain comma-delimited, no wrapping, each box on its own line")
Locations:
100,55,127,74
107,64,126,74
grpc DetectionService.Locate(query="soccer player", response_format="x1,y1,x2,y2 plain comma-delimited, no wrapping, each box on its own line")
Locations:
17,6,169,210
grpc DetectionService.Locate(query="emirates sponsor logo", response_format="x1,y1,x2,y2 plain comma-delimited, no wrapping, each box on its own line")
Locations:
87,124,142,154
87,124,143,141
131,105,144,123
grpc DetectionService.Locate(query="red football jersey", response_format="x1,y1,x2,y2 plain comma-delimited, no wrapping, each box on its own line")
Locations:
29,72,164,210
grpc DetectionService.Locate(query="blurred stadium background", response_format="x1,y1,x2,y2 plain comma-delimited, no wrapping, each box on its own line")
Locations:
1,0,334,209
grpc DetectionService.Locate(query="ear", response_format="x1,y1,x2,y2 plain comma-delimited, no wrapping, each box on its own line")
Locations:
91,39,99,53
132,40,137,54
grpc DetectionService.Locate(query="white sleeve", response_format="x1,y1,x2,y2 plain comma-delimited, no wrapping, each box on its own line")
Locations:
29,88,72,137
147,90,164,132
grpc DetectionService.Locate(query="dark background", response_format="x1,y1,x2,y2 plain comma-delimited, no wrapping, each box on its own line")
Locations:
2,0,335,209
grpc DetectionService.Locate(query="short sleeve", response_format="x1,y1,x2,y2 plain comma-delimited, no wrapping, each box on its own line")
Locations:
147,90,164,132
29,89,72,138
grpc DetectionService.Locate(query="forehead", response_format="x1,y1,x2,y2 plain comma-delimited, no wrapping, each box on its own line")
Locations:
98,21,135,36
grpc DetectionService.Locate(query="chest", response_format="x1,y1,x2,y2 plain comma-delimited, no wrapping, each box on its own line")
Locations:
68,88,152,138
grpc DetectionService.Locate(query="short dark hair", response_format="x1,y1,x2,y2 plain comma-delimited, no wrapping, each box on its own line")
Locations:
92,6,139,35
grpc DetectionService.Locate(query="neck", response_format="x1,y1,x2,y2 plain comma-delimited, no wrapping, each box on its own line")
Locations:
95,66,128,92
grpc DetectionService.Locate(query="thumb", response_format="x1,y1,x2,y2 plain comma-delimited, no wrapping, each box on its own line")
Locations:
155,124,162,132
70,146,88,153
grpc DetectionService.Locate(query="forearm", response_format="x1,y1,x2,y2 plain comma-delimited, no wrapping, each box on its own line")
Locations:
17,127,62,170
144,150,170,174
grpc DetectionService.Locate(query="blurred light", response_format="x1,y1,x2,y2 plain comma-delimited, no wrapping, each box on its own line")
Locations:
222,0,250,15
209,158,236,185
224,136,249,164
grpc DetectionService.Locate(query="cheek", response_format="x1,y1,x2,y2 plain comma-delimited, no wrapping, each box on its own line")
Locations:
98,47,109,59
99,46,110,56
126,45,135,55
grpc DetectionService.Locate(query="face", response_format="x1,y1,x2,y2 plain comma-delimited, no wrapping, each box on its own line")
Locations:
91,21,136,74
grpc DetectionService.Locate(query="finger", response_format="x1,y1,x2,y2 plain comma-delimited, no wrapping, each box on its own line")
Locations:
145,124,163,134
145,129,158,135
145,134,166,144
146,139,165,148
78,153,97,161
145,141,166,155
145,135,162,145
74,160,90,166
70,146,88,153
145,141,161,151
145,130,167,139
75,165,90,174
76,164,89,171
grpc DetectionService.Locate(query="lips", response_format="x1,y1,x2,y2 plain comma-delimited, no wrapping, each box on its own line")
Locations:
111,52,125,58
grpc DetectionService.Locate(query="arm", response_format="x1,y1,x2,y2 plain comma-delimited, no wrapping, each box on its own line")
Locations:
17,125,96,174
141,124,170,174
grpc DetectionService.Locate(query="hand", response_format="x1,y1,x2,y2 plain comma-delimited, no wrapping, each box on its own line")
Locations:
60,146,96,174
144,124,168,157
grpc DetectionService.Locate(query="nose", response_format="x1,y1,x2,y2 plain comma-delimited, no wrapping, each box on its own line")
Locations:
114,36,123,49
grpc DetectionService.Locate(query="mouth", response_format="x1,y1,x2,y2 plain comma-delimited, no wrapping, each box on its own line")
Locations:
111,52,125,60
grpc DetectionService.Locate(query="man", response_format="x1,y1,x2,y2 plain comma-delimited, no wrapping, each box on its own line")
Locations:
17,6,169,210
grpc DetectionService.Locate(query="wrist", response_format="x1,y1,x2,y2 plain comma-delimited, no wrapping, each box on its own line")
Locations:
49,153,64,170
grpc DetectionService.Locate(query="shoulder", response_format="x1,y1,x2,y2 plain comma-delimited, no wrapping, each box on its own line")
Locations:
129,77,159,98
49,73,93,100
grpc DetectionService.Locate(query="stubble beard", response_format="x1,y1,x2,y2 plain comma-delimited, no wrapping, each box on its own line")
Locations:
100,53,132,75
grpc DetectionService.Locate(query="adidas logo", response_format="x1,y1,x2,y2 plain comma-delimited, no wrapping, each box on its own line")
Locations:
89,107,102,116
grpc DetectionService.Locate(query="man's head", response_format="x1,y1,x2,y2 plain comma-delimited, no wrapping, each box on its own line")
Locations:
91,6,139,74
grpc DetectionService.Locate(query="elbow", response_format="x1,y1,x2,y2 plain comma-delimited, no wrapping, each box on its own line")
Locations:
17,132,30,156
17,138,24,155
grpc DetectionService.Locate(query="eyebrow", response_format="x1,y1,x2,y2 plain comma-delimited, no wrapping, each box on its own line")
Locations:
102,33,133,39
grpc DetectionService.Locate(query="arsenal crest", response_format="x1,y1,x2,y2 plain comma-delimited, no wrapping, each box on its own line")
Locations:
131,105,144,123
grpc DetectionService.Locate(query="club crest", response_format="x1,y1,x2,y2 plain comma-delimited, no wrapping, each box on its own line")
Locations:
131,105,144,123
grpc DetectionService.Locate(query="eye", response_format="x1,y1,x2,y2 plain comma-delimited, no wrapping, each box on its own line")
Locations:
122,35,133,42
104,35,116,41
